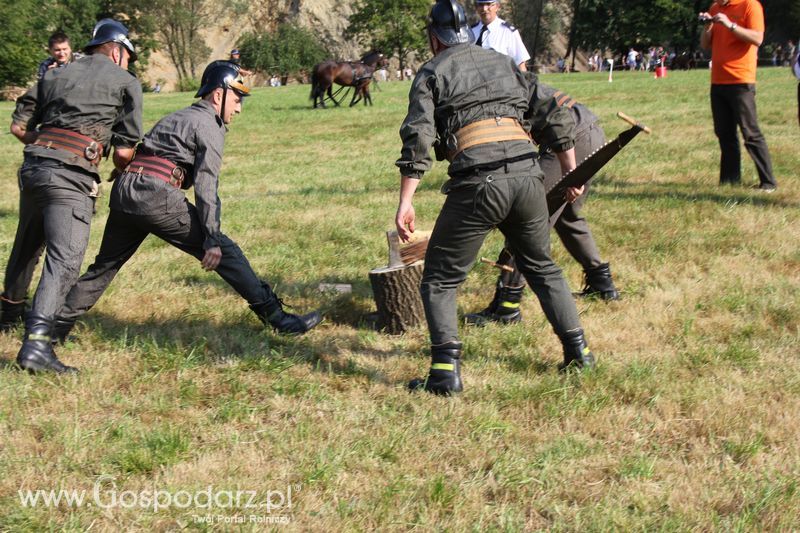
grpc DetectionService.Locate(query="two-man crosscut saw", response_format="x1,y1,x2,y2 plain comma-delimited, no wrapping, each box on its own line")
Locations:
546,112,651,227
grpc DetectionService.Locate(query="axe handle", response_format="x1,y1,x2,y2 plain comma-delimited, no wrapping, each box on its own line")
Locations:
480,257,515,272
617,112,652,134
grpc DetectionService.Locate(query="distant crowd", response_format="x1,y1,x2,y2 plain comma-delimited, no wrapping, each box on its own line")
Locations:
552,39,798,74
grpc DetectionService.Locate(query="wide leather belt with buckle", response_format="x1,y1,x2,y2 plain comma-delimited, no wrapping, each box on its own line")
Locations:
33,127,104,166
447,117,531,161
125,154,185,188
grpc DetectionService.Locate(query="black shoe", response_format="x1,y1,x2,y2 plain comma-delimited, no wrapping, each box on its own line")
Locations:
16,313,78,374
464,284,524,326
0,296,27,332
577,263,620,301
755,183,776,193
266,307,322,334
250,286,322,335
558,329,595,372
408,342,463,395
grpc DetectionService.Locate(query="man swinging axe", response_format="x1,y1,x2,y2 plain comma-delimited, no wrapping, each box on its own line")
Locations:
49,61,322,369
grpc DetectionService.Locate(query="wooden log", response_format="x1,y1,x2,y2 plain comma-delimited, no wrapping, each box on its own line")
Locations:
369,261,425,334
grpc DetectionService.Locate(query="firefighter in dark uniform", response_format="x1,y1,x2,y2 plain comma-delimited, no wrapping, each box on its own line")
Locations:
54,61,321,351
465,75,620,326
3,19,143,373
395,0,595,395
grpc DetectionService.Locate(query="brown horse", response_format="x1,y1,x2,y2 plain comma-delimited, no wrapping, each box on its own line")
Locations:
310,50,388,108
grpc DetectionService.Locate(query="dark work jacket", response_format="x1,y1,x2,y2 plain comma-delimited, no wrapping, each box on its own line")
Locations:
525,72,598,153
21,54,143,178
111,100,226,250
396,44,535,179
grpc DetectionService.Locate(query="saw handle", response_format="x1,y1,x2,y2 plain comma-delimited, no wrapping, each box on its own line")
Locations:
617,112,652,134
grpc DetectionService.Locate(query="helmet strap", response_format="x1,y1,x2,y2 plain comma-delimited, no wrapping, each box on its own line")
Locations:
117,43,124,66
220,87,228,122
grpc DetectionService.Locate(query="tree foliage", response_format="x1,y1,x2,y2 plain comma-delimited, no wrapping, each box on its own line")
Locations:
238,22,328,80
506,0,563,66
570,0,698,57
347,0,430,78
0,0,159,88
152,0,213,84
0,0,51,87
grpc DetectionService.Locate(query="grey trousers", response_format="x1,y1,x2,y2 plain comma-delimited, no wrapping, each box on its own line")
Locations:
422,159,582,345
2,156,95,317
539,122,606,270
710,84,777,187
60,200,270,321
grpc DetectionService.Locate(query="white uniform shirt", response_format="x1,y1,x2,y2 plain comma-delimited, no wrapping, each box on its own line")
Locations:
471,17,530,67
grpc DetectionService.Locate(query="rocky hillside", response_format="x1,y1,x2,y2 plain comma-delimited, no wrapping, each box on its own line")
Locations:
144,0,582,90
146,0,361,90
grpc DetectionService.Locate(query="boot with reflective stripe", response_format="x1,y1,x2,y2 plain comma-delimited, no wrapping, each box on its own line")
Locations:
16,313,78,374
577,263,620,301
249,282,322,335
558,328,595,372
408,342,463,395
0,295,26,332
464,283,524,326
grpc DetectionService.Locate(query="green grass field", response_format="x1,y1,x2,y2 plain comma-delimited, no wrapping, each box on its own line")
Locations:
0,67,798,531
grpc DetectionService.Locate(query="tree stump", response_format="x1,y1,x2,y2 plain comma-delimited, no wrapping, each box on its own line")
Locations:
369,261,425,334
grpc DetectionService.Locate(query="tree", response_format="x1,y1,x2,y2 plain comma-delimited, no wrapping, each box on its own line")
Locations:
152,0,213,87
568,0,697,61
507,0,563,67
0,0,51,87
347,0,430,79
238,22,328,82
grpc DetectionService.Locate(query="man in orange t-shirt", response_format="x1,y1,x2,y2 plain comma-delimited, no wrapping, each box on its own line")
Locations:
700,0,777,191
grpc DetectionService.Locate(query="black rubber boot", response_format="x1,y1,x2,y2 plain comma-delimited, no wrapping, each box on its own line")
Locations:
52,316,77,345
558,328,595,372
16,313,78,374
408,342,463,395
578,263,620,301
464,283,525,326
250,282,322,335
0,296,26,332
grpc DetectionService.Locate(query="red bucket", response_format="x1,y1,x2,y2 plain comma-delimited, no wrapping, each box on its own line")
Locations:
655,66,667,78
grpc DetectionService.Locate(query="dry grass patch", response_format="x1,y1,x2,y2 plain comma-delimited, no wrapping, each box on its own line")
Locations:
1,69,799,530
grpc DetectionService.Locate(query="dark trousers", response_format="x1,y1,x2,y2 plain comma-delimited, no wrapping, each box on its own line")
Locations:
539,123,606,270
422,160,581,345
2,156,95,317
60,200,269,321
710,84,777,187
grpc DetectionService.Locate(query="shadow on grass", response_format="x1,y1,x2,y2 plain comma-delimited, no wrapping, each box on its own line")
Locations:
591,180,795,208
168,272,379,330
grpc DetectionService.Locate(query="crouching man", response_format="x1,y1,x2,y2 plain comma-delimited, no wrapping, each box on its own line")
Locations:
51,61,321,368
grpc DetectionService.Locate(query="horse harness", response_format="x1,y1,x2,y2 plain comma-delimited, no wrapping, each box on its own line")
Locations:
349,62,374,83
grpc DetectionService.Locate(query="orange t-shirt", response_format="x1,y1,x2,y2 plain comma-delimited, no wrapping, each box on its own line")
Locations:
708,0,765,84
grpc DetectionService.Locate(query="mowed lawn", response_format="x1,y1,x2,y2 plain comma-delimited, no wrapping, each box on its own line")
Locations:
0,67,798,531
